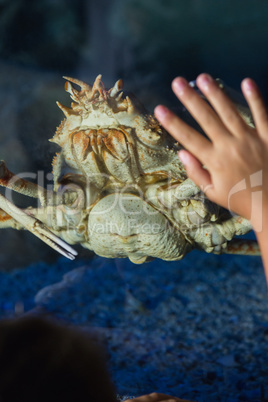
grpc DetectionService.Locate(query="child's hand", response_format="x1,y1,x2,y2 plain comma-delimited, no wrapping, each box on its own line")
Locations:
124,392,193,402
154,74,268,232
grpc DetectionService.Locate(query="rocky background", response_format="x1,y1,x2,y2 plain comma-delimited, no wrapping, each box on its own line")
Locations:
1,251,268,401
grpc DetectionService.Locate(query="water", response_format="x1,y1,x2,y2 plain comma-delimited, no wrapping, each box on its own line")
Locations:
1,1,268,400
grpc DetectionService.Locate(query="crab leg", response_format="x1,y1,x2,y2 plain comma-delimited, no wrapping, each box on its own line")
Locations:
225,238,260,255
0,160,78,207
0,193,77,260
0,161,52,205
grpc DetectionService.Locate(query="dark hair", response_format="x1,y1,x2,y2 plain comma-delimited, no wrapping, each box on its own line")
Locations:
0,317,117,402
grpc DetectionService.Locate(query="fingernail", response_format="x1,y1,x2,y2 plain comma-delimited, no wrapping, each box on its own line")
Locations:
154,105,169,119
172,78,187,95
198,74,212,91
242,78,255,92
178,150,189,165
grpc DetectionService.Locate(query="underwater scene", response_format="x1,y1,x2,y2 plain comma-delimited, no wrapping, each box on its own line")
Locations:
0,1,268,401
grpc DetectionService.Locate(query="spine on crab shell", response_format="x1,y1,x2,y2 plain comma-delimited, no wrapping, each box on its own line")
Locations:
225,239,261,256
63,76,92,94
56,101,75,117
109,79,124,97
63,74,108,101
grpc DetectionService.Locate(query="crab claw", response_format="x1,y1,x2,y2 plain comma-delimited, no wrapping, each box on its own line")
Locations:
0,193,77,260
30,221,78,260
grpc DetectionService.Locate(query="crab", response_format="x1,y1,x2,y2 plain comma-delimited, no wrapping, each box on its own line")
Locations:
0,75,259,263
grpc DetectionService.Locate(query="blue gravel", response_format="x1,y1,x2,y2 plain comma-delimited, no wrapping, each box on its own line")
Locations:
0,250,268,401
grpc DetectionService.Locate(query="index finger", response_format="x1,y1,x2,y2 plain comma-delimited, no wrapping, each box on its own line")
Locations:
154,105,212,165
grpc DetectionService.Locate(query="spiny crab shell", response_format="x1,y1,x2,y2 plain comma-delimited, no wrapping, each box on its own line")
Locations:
45,75,252,263
53,74,185,188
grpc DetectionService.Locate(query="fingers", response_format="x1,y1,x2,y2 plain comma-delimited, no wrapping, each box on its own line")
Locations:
179,150,213,195
154,105,212,165
241,78,268,136
195,74,248,137
171,77,229,140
